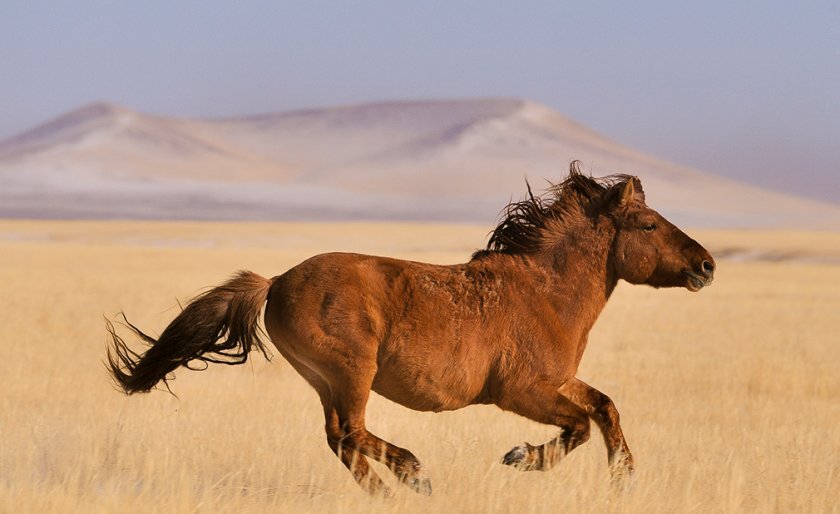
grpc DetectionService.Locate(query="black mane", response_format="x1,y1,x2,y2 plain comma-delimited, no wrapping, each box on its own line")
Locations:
475,161,637,258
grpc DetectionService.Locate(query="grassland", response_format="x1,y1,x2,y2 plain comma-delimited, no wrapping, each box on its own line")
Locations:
0,220,837,513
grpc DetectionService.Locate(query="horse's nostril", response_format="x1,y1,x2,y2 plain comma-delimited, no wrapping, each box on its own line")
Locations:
701,260,715,275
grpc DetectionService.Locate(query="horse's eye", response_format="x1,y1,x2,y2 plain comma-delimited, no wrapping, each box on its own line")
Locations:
642,223,657,232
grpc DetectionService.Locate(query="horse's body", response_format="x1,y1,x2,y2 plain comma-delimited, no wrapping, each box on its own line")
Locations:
269,251,598,414
107,163,715,496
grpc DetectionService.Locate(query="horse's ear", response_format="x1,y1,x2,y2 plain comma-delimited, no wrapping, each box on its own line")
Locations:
614,177,645,209
631,177,645,203
618,180,634,207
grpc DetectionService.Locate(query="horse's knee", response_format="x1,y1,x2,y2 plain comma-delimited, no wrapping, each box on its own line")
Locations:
586,389,619,426
565,417,591,448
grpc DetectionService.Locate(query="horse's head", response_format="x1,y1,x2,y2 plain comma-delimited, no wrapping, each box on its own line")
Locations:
480,163,716,292
605,178,715,292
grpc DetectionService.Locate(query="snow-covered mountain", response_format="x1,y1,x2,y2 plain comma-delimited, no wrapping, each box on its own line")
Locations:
1,98,837,227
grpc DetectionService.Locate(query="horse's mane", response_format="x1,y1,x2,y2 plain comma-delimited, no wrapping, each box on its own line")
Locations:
475,161,636,258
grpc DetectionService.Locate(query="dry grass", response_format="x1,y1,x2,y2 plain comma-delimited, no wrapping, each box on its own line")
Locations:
0,220,838,513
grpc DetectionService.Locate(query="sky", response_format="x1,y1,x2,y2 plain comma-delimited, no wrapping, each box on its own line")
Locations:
2,1,838,203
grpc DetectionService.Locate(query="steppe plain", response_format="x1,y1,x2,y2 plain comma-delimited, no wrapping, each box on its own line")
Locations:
0,220,838,513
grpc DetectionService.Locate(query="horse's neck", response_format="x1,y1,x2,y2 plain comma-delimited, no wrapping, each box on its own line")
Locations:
536,223,618,332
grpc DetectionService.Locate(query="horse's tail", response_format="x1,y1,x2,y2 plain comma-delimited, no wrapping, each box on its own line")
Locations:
105,270,273,395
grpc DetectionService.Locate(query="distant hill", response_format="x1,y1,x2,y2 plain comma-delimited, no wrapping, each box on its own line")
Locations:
1,98,838,228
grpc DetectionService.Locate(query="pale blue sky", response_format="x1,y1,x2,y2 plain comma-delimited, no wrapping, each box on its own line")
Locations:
2,1,838,202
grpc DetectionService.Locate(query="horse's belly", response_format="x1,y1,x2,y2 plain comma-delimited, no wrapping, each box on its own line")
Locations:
371,359,489,412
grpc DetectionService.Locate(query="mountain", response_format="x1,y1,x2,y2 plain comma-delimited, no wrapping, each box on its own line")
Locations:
1,98,838,227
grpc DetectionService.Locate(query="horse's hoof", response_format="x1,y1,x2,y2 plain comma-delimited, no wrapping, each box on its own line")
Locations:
609,453,635,490
501,444,536,470
408,476,432,496
609,466,634,492
502,445,526,466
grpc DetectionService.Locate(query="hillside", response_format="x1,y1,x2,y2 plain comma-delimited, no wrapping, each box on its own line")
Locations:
1,99,837,227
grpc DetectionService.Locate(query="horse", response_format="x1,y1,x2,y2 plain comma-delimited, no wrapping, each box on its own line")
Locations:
106,162,715,497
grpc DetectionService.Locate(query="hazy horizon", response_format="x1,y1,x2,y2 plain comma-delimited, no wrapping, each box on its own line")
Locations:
2,2,838,203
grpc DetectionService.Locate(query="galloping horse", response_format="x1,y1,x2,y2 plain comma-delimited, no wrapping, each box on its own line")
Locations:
106,162,715,496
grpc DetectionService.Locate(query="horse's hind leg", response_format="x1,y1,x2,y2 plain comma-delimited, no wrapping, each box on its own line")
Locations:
272,349,391,495
326,367,432,496
323,404,393,497
274,328,429,496
498,380,591,472
559,378,634,480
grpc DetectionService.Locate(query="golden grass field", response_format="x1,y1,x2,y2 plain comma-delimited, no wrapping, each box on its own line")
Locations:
0,220,838,513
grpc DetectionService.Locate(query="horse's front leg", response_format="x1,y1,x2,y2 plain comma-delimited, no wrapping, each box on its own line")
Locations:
497,380,591,471
559,378,634,481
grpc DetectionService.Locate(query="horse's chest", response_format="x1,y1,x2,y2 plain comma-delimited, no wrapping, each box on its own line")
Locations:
513,311,590,376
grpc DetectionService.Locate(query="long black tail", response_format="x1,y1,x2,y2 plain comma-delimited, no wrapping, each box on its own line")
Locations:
106,270,273,395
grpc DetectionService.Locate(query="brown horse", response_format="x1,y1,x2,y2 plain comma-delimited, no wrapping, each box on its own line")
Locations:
106,162,715,496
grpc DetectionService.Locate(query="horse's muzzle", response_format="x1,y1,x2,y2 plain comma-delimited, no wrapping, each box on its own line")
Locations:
683,258,715,292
